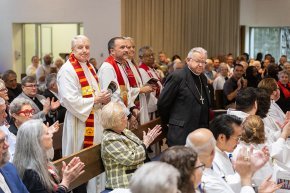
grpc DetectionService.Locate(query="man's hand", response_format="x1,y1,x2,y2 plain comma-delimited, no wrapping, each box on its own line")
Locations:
94,90,111,105
43,98,51,115
140,85,154,94
50,97,60,111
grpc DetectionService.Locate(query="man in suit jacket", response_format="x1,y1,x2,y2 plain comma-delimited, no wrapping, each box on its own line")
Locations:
13,76,60,124
157,47,211,146
43,73,67,124
0,115,29,193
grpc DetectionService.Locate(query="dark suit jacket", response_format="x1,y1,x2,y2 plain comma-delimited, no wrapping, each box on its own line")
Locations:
157,66,210,146
43,89,67,124
0,163,29,193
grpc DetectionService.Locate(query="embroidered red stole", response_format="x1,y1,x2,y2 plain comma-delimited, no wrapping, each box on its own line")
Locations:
105,56,131,106
139,63,161,98
278,81,290,99
69,53,97,148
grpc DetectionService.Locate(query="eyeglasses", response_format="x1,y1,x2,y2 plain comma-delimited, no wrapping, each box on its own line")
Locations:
231,136,242,142
24,84,38,88
17,109,35,116
0,135,8,144
0,88,8,93
190,58,207,65
194,163,205,171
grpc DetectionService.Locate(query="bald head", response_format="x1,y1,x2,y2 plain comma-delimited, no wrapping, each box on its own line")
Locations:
186,128,216,167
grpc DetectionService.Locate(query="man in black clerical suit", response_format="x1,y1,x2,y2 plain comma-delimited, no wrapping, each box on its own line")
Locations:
158,47,211,146
43,73,66,124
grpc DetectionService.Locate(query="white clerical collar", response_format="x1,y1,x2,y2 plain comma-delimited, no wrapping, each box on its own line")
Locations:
188,66,201,76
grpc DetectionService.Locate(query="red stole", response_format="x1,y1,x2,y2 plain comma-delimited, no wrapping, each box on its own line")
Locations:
105,56,129,106
69,53,97,148
278,81,290,99
139,63,161,98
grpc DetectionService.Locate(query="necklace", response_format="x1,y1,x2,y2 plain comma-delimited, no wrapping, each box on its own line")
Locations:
195,76,204,104
187,67,205,104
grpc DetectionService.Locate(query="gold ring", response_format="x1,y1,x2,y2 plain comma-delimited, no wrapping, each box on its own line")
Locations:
243,156,249,161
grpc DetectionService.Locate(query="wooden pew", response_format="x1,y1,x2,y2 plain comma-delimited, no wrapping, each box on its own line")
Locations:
52,123,63,160
53,117,163,190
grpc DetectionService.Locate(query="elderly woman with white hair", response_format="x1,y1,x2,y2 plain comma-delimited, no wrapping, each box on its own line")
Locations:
130,161,181,193
101,101,162,191
13,119,84,193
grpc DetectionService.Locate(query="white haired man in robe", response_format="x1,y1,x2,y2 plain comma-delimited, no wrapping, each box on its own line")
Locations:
57,35,111,193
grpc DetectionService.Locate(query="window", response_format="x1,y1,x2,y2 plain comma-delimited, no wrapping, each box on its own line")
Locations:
250,27,290,62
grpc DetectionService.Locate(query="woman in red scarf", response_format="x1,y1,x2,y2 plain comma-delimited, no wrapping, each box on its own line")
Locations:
277,70,290,113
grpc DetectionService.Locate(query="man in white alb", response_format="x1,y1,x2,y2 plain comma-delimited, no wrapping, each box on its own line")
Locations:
57,35,111,193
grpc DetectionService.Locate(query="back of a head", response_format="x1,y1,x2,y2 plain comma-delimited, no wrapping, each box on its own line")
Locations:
241,115,265,144
255,88,271,118
235,87,257,112
185,128,215,154
258,78,277,95
130,161,180,193
209,114,242,140
160,146,197,193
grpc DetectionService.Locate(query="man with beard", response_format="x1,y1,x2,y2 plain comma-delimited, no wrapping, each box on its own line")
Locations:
98,37,139,129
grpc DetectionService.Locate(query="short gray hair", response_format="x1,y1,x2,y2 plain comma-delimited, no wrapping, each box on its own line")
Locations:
9,98,32,115
45,73,57,89
21,76,36,86
278,70,289,79
130,161,180,193
187,47,207,59
101,102,126,130
71,35,89,49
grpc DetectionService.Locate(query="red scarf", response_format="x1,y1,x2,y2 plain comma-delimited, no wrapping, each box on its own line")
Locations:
139,63,161,98
69,53,97,148
278,81,290,99
105,56,129,106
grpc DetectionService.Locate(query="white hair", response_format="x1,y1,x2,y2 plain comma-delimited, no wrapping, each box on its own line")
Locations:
101,102,127,130
71,35,89,49
187,47,207,59
130,161,180,193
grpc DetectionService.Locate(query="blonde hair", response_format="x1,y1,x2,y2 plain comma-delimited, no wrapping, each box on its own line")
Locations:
241,115,265,144
101,102,126,130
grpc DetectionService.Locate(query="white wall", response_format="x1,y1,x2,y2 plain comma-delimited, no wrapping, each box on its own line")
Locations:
240,0,290,27
240,0,290,53
0,0,121,73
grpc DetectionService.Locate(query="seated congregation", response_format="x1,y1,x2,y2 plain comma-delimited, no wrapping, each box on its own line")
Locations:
0,34,289,193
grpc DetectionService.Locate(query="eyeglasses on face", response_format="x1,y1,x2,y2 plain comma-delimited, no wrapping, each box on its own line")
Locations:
194,163,205,171
17,109,35,116
189,58,207,65
231,135,242,142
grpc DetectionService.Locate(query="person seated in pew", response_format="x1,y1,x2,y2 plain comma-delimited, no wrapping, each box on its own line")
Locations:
101,101,162,190
130,161,181,193
160,146,203,193
13,119,84,193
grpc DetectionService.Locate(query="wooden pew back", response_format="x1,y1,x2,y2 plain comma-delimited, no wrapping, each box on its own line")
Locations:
53,118,163,190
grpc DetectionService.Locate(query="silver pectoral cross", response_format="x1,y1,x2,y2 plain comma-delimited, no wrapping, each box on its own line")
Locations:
200,96,204,104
